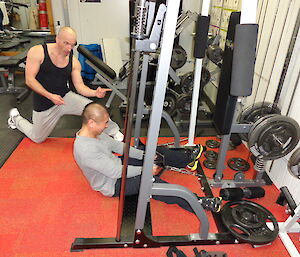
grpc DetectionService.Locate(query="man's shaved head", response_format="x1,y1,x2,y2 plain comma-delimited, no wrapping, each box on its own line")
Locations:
82,103,108,125
57,26,77,38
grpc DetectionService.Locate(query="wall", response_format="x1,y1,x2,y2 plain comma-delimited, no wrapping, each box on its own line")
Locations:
67,0,130,61
268,24,300,204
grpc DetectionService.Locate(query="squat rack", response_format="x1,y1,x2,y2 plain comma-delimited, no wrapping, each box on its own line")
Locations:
71,0,259,251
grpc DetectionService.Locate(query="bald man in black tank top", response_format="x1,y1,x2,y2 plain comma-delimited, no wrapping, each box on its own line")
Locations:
8,27,123,143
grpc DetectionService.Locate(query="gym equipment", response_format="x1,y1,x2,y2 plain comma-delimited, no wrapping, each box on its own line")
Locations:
248,114,300,160
176,94,192,115
71,0,268,252
203,159,217,170
206,44,223,66
221,200,279,244
163,89,178,117
233,172,245,181
0,50,30,102
170,44,187,70
239,102,281,141
205,140,220,149
220,187,265,201
276,187,300,257
227,158,250,172
180,67,211,95
287,147,300,179
204,150,218,160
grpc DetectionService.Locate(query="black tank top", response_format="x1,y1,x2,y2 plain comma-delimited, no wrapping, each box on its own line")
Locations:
33,43,72,112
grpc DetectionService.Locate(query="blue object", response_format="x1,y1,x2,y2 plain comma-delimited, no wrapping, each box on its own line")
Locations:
78,44,103,81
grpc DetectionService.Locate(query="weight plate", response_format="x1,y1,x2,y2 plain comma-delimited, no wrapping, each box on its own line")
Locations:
227,158,250,172
176,94,192,115
248,115,300,160
180,68,211,95
206,139,220,149
163,90,177,117
180,72,194,94
239,102,281,142
171,45,187,70
288,147,300,179
201,67,211,87
234,171,245,182
203,159,217,169
204,150,218,160
221,200,279,244
239,102,281,124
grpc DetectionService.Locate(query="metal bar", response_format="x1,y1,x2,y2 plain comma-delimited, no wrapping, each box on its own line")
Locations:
187,0,210,146
134,0,181,231
116,48,141,241
134,55,150,148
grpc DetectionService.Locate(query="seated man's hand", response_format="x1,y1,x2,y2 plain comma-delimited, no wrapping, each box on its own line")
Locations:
95,87,112,98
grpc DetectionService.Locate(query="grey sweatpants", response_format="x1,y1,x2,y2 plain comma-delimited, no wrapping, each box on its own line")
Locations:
15,91,120,143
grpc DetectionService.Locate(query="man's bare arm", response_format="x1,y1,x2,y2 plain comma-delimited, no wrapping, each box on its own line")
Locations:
71,57,111,98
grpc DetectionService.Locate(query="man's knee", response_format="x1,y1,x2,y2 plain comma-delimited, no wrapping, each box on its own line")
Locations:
30,135,47,144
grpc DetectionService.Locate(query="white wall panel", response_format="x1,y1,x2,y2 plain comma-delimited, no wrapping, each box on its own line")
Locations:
67,0,130,61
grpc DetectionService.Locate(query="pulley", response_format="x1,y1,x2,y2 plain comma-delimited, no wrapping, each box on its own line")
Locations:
221,200,279,244
248,114,300,160
171,45,187,70
288,147,300,179
239,102,281,142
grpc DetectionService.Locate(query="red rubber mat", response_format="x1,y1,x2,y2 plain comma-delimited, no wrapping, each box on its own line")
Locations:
0,137,298,257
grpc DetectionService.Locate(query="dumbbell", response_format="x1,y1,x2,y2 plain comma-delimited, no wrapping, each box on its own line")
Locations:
220,187,265,201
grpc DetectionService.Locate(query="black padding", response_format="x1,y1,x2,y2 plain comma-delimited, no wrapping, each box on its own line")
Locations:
0,51,27,67
194,15,210,59
77,45,116,80
0,42,20,50
213,12,240,134
230,24,258,96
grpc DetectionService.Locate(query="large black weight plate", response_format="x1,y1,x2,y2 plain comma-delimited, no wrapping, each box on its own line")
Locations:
171,45,187,70
176,94,192,115
239,102,281,142
163,91,177,117
239,102,281,124
221,200,279,244
206,139,220,149
180,68,211,95
227,158,250,172
203,159,217,169
204,150,218,160
288,147,300,179
248,115,300,160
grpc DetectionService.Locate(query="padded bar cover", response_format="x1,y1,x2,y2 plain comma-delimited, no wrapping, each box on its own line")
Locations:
0,51,28,67
230,24,258,96
77,45,116,80
194,15,210,59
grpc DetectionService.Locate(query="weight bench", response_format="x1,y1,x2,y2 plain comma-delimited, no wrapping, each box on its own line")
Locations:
77,45,128,108
0,50,29,102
